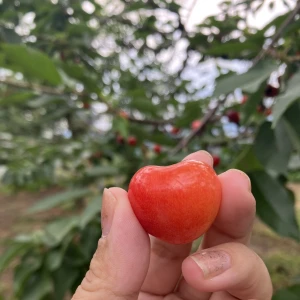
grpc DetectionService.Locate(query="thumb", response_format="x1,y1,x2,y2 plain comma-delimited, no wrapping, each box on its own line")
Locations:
72,188,150,300
180,242,272,300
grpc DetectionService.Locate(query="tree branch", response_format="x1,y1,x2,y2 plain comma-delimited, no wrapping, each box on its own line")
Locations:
170,98,226,155
0,78,172,126
253,0,300,65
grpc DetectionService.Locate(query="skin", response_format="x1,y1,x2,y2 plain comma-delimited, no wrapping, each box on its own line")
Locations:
72,150,273,300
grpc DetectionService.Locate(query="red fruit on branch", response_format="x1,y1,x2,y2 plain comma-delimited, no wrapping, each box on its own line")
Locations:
153,144,161,154
241,95,248,104
119,111,129,119
257,104,266,114
83,102,90,109
128,160,222,244
265,84,279,97
265,108,272,116
213,155,220,167
226,111,240,125
171,126,180,134
128,136,137,146
191,120,202,130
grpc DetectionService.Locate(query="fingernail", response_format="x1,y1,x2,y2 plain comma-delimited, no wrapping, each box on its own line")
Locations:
191,250,231,279
233,169,251,191
101,188,117,237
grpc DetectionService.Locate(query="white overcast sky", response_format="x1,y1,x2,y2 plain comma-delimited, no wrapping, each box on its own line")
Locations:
183,0,295,30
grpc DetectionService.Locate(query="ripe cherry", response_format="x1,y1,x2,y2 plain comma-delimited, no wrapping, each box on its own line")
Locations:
241,95,248,104
83,102,90,109
171,127,180,134
265,108,272,116
128,160,222,244
153,144,161,154
257,104,266,114
227,111,240,125
191,120,202,130
265,84,279,97
128,136,137,146
213,155,220,167
119,111,129,119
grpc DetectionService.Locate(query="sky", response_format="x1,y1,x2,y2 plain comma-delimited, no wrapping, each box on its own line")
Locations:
183,0,295,30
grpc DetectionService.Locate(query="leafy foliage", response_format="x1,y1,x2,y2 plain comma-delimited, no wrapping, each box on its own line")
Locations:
0,0,300,298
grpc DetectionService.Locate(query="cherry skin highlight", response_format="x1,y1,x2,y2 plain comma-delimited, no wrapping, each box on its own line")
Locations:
128,160,222,244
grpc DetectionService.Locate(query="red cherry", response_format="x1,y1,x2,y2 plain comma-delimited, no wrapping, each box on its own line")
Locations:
265,84,279,97
128,160,222,244
119,111,129,119
191,120,202,130
171,127,180,134
153,144,161,154
83,102,90,109
128,136,137,146
241,95,248,104
213,155,220,167
257,104,266,114
265,108,272,116
226,111,240,125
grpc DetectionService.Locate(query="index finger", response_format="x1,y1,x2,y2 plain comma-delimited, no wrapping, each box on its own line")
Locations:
201,169,256,249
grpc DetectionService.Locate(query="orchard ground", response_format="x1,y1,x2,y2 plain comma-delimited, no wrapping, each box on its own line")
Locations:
0,184,300,298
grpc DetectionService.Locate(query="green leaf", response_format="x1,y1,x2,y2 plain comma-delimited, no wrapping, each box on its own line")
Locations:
85,166,119,178
80,196,102,228
254,121,293,174
0,243,30,273
14,256,42,296
231,145,263,172
249,171,300,241
0,27,21,44
21,271,53,300
273,284,300,300
213,60,278,97
27,188,91,213
283,102,300,152
272,71,300,127
53,266,79,300
205,41,259,58
27,95,66,108
45,216,79,246
112,117,129,138
1,44,62,85
0,92,36,106
242,79,268,123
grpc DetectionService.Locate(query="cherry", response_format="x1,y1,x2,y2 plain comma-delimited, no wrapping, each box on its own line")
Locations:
153,144,161,154
171,127,180,134
213,155,220,167
265,84,279,97
119,111,129,119
128,160,222,244
128,136,137,146
257,104,266,114
265,108,272,116
83,102,90,109
241,95,248,104
191,120,202,130
226,111,240,125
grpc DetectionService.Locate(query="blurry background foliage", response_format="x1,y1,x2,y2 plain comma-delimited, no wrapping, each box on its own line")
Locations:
0,0,300,299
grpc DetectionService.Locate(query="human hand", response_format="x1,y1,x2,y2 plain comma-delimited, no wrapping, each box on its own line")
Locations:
72,151,272,300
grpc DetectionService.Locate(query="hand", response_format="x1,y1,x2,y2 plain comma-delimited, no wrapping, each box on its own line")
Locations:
72,151,273,300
